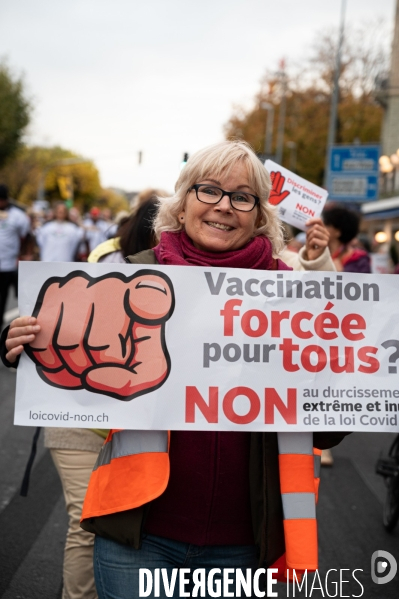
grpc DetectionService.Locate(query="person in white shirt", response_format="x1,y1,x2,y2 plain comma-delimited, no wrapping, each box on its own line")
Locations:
83,207,111,252
0,184,31,329
36,202,84,263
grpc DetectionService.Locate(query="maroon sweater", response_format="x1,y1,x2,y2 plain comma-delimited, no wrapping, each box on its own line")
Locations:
145,431,255,546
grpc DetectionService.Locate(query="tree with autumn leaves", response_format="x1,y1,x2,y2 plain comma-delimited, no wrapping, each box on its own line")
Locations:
0,145,99,207
0,145,128,213
224,21,389,186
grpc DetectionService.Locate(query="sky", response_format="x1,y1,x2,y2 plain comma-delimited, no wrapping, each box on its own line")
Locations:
0,0,396,195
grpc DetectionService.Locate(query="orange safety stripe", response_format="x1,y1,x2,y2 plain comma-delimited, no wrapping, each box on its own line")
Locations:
313,448,322,502
81,451,170,519
314,478,320,502
283,519,318,571
278,454,315,494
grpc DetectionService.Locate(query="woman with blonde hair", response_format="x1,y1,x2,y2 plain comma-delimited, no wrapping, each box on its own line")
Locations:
4,140,348,599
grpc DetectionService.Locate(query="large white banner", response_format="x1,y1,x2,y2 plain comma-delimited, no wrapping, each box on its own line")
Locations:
14,261,399,432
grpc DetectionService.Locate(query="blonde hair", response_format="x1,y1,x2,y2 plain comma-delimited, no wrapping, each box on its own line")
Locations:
153,140,285,254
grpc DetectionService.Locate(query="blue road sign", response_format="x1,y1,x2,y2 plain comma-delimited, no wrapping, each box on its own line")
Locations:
327,145,380,202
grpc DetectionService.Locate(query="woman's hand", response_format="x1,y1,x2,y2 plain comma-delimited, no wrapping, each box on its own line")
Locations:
304,217,330,261
5,317,41,364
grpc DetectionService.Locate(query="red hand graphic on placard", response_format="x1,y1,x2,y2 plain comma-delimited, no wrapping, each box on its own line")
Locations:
26,270,175,401
269,171,290,205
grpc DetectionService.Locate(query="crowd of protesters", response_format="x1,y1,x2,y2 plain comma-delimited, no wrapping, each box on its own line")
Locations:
0,185,162,329
0,180,382,333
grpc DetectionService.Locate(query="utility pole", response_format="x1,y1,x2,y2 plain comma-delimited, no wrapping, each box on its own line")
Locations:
323,0,347,188
286,141,297,173
381,0,399,158
275,59,288,166
261,102,274,158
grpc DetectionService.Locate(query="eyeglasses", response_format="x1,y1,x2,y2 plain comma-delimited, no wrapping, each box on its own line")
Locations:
188,184,259,212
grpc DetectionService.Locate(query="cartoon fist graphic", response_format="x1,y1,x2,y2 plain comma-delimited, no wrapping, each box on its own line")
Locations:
26,270,175,401
269,171,290,205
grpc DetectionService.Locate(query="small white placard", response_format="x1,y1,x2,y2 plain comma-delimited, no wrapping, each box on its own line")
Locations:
265,160,328,231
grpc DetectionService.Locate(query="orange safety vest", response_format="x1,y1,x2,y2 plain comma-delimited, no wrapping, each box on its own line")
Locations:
82,430,320,579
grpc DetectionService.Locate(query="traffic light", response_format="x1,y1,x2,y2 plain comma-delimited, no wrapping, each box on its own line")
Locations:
57,175,73,202
181,153,189,170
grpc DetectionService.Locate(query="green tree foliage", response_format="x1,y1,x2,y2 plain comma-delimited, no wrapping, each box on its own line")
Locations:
0,145,102,208
0,145,130,212
0,61,31,168
224,21,388,186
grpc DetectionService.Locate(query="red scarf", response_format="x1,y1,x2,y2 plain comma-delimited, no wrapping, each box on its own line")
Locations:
153,231,291,271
